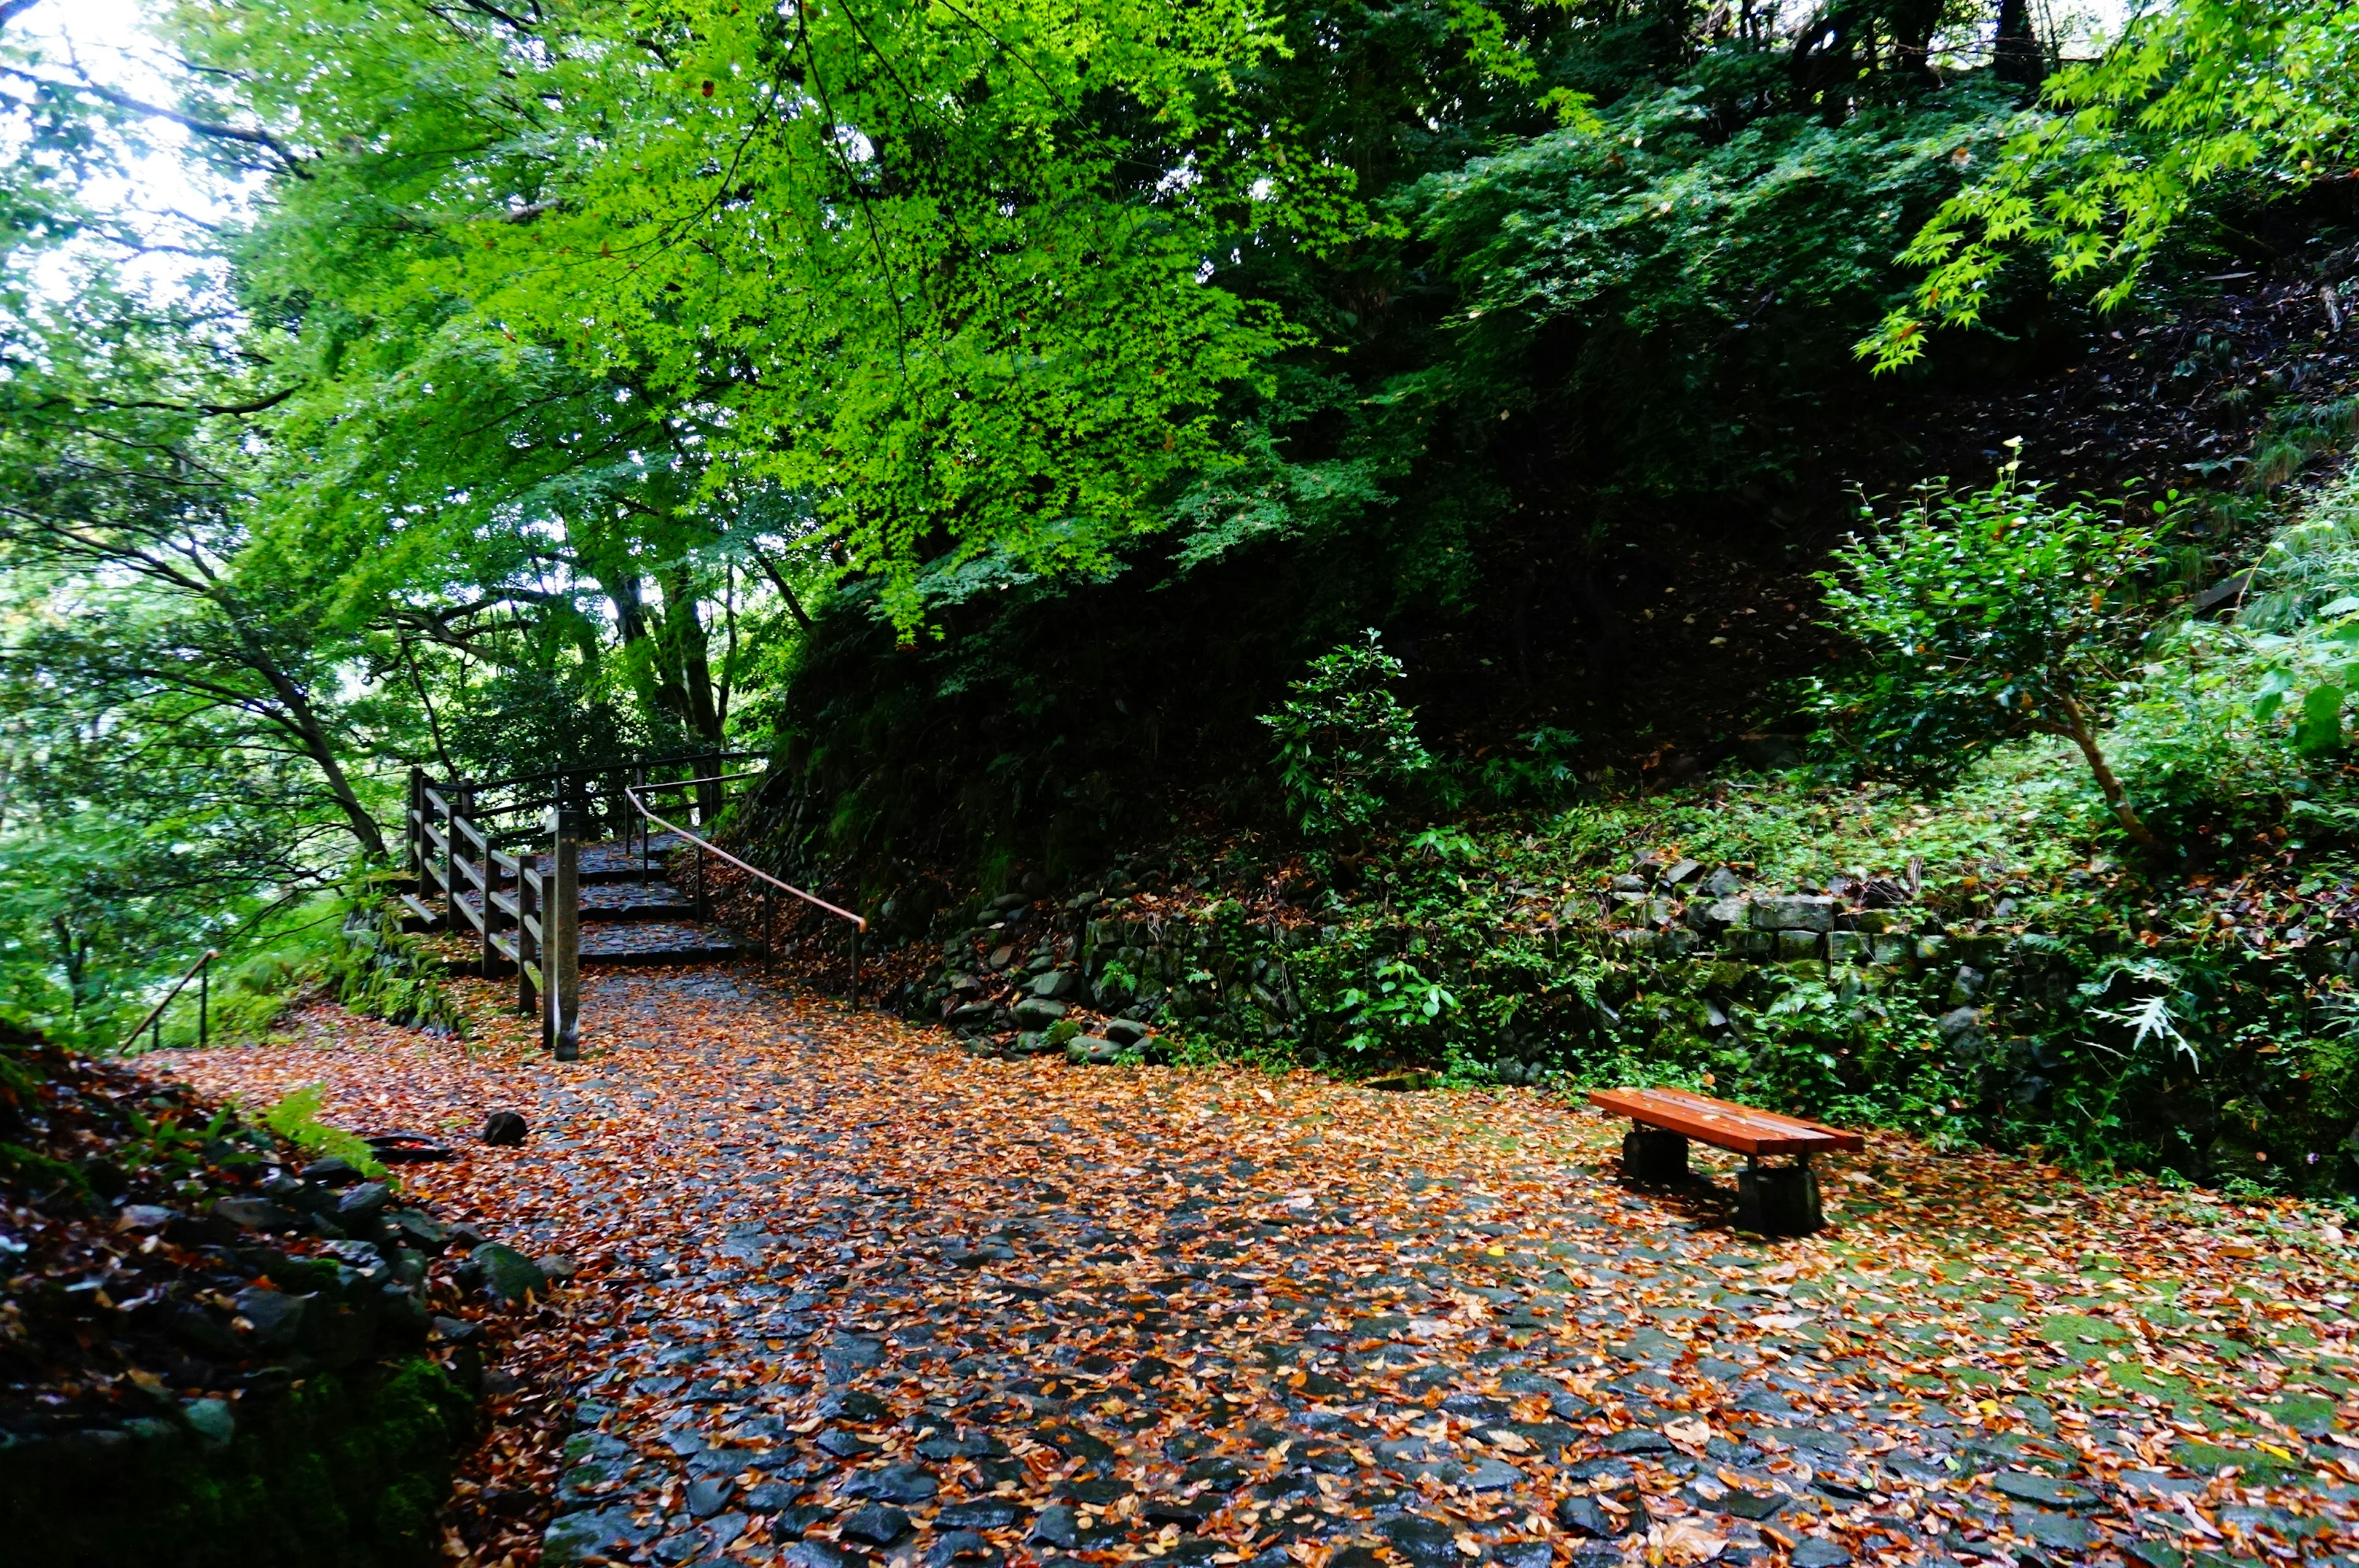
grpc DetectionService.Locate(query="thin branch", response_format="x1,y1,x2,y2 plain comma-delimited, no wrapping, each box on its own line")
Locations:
1,67,314,179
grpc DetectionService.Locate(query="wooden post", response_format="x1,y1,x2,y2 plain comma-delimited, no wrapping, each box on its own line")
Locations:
480,840,500,980
406,768,423,883
442,786,462,933
517,854,539,1018
198,954,208,1050
545,806,582,1061
636,763,649,874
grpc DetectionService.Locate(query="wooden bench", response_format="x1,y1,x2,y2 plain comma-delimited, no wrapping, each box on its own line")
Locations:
1588,1086,1864,1235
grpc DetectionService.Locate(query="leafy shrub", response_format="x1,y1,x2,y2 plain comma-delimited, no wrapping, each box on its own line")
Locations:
1261,632,1434,838
1815,459,2162,848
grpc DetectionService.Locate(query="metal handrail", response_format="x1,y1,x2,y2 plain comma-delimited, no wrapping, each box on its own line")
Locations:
624,773,868,1004
120,948,219,1053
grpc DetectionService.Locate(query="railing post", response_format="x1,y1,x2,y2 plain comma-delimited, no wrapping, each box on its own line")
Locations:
442,784,463,933
198,953,209,1050
545,806,582,1061
636,763,649,875
480,837,500,980
406,767,423,884
517,853,539,1018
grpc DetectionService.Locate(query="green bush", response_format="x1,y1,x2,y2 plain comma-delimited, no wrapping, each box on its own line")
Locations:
1260,631,1434,838
1815,459,2163,848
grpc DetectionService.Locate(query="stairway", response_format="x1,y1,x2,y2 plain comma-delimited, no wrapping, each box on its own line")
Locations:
404,832,738,970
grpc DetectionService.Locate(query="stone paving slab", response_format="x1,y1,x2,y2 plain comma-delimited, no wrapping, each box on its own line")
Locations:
161,967,2359,1568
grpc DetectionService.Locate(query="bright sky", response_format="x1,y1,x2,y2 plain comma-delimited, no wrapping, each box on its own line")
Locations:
8,0,248,298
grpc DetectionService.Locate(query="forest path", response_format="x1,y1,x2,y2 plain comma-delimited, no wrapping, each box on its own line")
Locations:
158,967,2359,1568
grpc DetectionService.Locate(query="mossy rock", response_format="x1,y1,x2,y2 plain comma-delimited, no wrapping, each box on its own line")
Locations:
0,1357,473,1567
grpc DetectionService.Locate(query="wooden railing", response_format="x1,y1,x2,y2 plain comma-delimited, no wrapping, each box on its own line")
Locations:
119,948,217,1053
397,751,865,1053
625,771,870,1004
404,771,586,1058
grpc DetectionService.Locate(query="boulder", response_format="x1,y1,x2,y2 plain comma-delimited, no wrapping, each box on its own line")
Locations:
1012,997,1067,1030
471,1241,548,1303
1102,1018,1150,1047
336,1180,391,1220
231,1285,308,1350
481,1110,530,1147
212,1196,300,1231
1030,969,1082,1000
1066,1037,1124,1066
1751,895,1836,932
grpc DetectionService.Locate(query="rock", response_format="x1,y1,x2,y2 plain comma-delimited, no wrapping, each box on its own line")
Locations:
1662,859,1702,886
1379,1514,1459,1568
212,1196,300,1231
1553,1495,1618,1537
388,1209,452,1253
300,1157,363,1186
1704,867,1743,897
1101,1018,1150,1047
1610,874,1647,893
1992,1472,2095,1508
544,1507,643,1567
181,1397,235,1445
820,1389,889,1422
336,1180,391,1220
536,1252,580,1281
1712,1489,1785,1521
840,1504,912,1546
471,1242,548,1303
1688,898,1747,932
431,1314,485,1344
169,1301,243,1359
1751,895,1836,932
116,1204,178,1233
1028,1505,1082,1549
1012,997,1067,1030
928,1529,1001,1567
687,1476,736,1518
482,1110,530,1146
1826,931,1868,965
1777,929,1823,961
1030,969,1082,1000
787,1542,872,1568
1788,1541,1851,1568
1066,1037,1124,1066
1605,1429,1674,1456
232,1286,308,1349
1464,1458,1525,1490
847,1462,938,1504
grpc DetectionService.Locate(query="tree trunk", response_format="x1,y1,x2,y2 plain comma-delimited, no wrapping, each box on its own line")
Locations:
2046,697,2159,851
1993,0,2044,87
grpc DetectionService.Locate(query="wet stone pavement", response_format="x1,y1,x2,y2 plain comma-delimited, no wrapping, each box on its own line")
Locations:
164,968,2359,1568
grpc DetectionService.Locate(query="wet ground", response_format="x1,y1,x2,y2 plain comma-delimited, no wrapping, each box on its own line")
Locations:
162,967,2359,1568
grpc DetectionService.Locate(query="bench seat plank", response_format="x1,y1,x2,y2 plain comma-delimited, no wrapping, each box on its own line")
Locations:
1588,1086,1864,1157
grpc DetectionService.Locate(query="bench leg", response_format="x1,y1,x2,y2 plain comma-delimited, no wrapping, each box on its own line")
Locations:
1737,1156,1823,1236
1622,1126,1689,1185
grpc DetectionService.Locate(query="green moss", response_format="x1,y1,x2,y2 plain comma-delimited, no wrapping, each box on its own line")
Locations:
0,1358,472,1567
